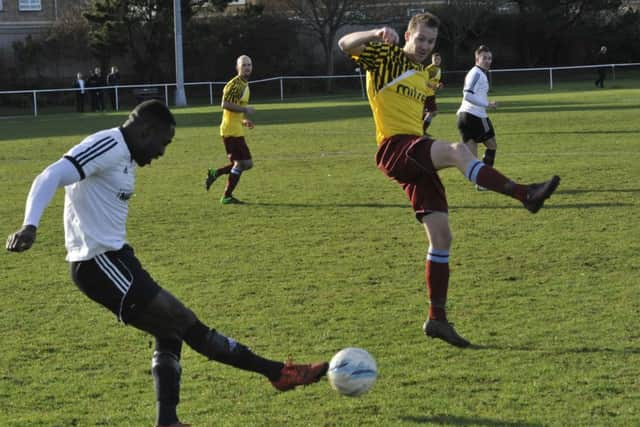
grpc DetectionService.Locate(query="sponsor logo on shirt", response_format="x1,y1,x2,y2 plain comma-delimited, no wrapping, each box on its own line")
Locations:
396,83,427,103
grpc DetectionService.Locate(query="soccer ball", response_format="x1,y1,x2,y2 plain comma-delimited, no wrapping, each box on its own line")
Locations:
327,347,377,396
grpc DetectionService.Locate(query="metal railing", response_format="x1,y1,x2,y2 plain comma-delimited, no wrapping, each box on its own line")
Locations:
1,62,638,117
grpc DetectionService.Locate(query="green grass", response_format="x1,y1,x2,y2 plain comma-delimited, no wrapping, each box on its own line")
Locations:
1,86,639,426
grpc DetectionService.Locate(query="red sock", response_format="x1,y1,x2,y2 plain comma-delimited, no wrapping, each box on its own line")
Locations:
426,257,449,321
472,162,528,202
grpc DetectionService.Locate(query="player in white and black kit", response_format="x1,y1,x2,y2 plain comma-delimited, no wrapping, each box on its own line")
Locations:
457,45,498,190
6,100,328,427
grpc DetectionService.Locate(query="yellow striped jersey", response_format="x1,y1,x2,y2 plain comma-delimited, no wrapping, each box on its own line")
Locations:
353,42,430,145
220,75,250,137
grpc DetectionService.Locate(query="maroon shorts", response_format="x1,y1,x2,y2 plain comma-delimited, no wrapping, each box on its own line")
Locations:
375,135,447,220
424,96,437,113
222,136,252,161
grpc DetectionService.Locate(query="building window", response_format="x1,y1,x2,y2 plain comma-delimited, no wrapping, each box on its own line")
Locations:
0,0,4,11
229,0,246,4
19,0,42,11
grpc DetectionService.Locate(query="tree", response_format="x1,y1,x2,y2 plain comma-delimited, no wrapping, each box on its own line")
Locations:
83,0,232,82
284,0,367,89
433,0,496,67
510,0,623,65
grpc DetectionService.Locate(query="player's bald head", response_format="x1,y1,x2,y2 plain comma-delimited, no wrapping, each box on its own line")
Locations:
236,55,252,67
236,55,253,78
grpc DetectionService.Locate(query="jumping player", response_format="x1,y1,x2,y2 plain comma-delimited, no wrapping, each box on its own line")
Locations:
6,100,328,427
457,45,498,190
205,55,256,204
339,13,560,348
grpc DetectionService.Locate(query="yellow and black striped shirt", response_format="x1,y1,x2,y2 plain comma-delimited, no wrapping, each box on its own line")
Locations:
220,75,250,137
353,42,429,145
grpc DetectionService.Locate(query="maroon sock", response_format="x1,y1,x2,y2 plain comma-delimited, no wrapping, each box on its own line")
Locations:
426,258,449,321
224,170,241,197
216,164,233,176
474,163,528,202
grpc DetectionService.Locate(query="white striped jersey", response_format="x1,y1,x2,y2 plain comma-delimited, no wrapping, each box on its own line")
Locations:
63,127,136,261
457,65,490,118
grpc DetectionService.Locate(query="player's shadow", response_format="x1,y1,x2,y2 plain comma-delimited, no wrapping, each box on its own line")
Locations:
556,188,640,195
466,343,640,355
398,415,542,426
238,201,633,210
242,201,409,209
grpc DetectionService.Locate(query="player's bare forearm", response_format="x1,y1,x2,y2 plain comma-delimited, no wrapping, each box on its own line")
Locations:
338,27,398,56
222,101,254,115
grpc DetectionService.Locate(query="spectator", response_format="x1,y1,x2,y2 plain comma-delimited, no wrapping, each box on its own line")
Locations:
72,72,86,113
106,66,121,111
594,46,608,88
88,67,105,112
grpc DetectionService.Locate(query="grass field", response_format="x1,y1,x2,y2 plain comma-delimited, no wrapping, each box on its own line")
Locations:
1,86,639,426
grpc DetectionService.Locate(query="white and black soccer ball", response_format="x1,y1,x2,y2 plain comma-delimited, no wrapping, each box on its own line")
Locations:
327,347,377,396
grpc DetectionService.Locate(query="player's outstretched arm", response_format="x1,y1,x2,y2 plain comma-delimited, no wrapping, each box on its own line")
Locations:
338,27,399,56
6,158,80,253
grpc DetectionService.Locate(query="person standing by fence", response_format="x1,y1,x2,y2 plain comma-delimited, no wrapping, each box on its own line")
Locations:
594,46,608,88
107,66,121,111
73,72,86,113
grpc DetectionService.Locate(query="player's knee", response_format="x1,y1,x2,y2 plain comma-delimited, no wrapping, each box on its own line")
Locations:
448,142,471,163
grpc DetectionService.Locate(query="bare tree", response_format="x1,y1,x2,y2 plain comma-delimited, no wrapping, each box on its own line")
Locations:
435,0,495,66
284,0,366,89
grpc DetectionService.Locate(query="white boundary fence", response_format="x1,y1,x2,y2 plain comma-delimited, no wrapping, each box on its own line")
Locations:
1,62,638,117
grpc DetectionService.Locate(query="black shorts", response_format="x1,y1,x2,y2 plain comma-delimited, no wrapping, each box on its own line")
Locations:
457,112,495,143
70,244,161,324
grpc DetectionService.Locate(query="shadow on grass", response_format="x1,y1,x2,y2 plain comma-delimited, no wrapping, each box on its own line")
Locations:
502,129,640,136
468,344,640,355
2,102,374,141
399,415,542,426
242,201,632,210
556,188,640,195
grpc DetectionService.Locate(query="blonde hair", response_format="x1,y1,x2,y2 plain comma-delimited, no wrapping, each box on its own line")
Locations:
407,12,440,34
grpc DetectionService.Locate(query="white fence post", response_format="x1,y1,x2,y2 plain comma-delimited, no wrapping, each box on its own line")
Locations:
280,77,284,101
549,68,553,90
33,91,38,117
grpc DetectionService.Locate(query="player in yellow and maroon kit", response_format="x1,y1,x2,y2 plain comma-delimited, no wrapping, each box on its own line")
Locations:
423,52,443,134
339,12,560,348
205,55,255,204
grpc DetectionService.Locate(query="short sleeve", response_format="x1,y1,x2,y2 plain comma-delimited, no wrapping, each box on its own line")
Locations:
222,79,244,104
64,131,125,180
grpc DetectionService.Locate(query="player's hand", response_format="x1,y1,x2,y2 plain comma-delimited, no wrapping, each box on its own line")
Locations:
242,119,255,129
489,101,498,109
6,225,37,252
376,27,399,45
244,106,255,115
437,82,444,90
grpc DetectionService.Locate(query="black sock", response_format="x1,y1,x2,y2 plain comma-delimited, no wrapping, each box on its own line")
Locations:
153,338,182,426
184,321,284,381
482,149,496,167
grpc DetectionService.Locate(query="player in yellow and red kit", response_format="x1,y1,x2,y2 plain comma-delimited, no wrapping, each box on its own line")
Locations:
339,12,560,348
